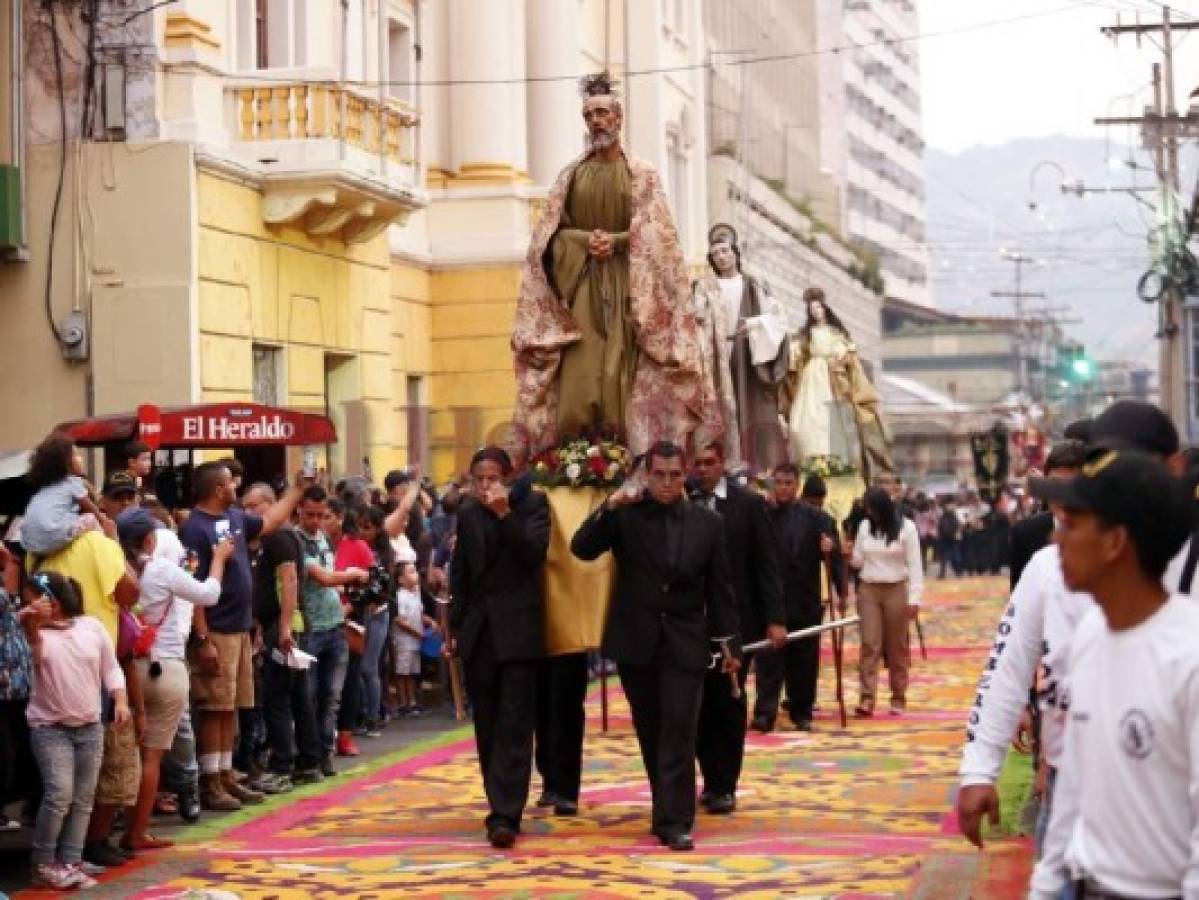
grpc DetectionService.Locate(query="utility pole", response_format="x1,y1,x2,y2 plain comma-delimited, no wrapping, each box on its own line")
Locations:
992,251,1046,402
1095,7,1199,432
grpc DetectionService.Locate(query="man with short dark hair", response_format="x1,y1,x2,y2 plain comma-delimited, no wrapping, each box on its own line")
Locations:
448,447,549,849
572,441,741,851
179,462,307,811
243,483,323,789
295,485,368,776
1009,435,1089,587
1029,450,1197,898
689,441,784,813
753,467,847,732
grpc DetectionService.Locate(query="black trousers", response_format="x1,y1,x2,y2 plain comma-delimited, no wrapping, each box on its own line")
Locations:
0,698,37,807
338,650,363,732
534,652,589,802
696,657,751,798
463,635,538,829
262,623,322,773
618,651,705,834
754,604,823,723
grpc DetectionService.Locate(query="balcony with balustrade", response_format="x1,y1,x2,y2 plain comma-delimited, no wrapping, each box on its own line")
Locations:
224,80,425,243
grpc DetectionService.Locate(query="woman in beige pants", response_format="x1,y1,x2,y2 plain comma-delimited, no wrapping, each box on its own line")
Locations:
850,487,924,716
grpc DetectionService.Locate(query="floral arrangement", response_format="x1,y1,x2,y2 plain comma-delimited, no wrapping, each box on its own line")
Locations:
530,434,632,488
799,455,858,479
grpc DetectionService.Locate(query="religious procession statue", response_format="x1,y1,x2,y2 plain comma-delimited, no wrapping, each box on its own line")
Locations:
511,73,716,457
785,286,895,483
692,224,789,470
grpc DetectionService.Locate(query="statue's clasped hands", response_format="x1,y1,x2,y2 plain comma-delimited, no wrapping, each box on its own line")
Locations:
588,229,615,261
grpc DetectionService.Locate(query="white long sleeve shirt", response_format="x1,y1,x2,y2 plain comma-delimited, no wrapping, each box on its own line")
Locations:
1030,597,1199,900
959,545,1093,786
851,517,924,605
138,555,221,660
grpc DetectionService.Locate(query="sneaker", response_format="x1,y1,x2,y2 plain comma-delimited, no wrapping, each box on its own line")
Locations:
291,767,324,786
63,862,99,889
258,773,293,794
364,721,383,738
75,860,107,877
32,862,81,890
336,733,360,757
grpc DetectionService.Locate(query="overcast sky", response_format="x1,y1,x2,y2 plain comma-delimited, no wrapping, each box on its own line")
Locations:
920,0,1199,153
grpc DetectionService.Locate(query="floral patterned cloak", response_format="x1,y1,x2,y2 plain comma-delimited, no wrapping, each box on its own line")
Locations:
512,151,719,456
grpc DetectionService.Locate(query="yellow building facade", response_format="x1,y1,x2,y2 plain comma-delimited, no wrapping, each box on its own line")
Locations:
0,0,712,485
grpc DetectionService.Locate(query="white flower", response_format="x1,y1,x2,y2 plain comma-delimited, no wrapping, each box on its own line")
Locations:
565,463,581,481
587,446,602,458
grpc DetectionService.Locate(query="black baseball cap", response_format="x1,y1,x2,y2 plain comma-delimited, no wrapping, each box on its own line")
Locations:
102,471,138,498
1090,401,1179,458
1030,449,1192,565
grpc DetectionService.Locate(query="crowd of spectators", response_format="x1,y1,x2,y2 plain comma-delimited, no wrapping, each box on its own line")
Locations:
0,437,462,889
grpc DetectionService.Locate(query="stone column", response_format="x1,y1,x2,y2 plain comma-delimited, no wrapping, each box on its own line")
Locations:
448,0,525,179
526,0,581,186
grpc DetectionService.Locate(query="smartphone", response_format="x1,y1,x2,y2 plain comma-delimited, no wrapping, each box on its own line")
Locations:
214,520,231,542
302,449,317,479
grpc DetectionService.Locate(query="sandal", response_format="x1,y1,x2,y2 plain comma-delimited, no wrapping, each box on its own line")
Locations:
121,833,175,851
154,793,179,816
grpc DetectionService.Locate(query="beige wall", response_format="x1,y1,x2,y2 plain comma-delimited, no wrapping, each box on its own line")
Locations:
0,141,195,450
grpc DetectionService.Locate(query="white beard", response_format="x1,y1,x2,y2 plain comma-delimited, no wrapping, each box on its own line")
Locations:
588,129,619,152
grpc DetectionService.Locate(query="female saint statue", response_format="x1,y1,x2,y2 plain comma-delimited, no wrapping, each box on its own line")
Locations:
786,287,895,482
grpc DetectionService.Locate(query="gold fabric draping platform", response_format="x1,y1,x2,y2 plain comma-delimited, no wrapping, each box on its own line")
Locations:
820,474,864,601
539,485,616,655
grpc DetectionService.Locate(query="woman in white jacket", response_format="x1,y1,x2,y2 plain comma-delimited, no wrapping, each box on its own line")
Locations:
850,486,924,717
115,508,231,851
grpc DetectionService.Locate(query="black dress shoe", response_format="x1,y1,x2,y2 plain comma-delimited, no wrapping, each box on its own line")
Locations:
320,753,337,777
705,793,736,815
487,823,517,849
553,798,579,816
83,841,127,868
654,830,694,851
535,791,559,808
793,718,813,732
750,716,775,734
177,789,202,823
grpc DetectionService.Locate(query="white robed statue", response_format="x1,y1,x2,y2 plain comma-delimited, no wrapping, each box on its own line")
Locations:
786,287,895,482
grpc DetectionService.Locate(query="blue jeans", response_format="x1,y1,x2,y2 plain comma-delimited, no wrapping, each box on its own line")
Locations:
360,609,389,724
29,723,103,865
303,628,348,754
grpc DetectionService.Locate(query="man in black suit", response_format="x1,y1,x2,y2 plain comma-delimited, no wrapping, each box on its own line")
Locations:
1008,437,1088,587
571,441,741,851
448,447,550,849
687,442,785,814
753,469,847,732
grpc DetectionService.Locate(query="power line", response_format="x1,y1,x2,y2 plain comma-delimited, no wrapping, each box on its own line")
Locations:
132,1,1101,90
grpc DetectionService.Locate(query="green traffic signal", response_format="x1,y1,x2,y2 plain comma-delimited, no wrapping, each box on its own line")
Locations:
1071,357,1093,379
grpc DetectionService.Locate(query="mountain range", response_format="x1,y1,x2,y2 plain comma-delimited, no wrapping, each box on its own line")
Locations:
923,135,1178,368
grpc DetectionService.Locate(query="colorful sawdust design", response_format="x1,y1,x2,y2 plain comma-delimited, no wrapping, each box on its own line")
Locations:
88,577,1033,898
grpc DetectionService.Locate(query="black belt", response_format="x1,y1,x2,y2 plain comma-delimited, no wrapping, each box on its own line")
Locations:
1075,880,1180,900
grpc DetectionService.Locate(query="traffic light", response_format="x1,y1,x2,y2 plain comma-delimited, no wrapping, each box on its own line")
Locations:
1071,355,1093,380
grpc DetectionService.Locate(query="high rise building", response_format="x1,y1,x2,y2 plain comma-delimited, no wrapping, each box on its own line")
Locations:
822,0,932,307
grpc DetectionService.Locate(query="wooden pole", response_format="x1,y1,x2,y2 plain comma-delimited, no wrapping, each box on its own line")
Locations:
435,596,466,721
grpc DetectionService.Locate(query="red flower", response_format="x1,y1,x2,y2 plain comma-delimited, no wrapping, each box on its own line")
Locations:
588,455,607,477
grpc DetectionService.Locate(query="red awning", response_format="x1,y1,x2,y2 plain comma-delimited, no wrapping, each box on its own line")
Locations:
56,403,337,449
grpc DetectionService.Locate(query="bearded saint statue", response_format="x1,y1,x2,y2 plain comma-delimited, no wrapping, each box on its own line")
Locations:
692,224,789,470
511,73,717,456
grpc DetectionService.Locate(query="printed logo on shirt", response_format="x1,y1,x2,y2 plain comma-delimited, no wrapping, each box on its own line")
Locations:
1119,709,1155,760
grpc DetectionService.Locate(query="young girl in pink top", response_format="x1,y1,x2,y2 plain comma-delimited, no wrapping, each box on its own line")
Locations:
21,571,130,891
